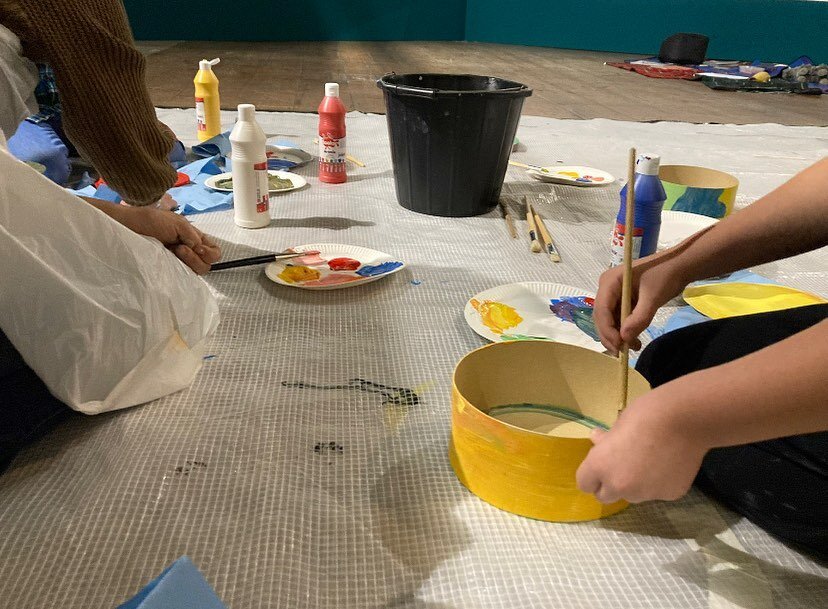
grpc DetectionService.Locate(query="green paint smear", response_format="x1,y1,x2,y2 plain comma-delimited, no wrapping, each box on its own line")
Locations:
489,403,610,431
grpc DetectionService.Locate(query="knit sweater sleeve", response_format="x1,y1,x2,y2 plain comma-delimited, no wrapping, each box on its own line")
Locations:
12,0,176,205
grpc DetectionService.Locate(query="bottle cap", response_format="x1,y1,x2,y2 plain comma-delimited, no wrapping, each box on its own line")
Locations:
325,82,340,98
237,103,256,122
199,58,220,71
636,153,661,176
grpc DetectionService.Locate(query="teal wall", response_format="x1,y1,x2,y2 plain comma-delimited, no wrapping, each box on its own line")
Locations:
124,1,467,41
465,0,827,62
126,0,826,62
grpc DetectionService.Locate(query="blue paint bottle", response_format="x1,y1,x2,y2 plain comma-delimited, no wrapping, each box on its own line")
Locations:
610,153,667,266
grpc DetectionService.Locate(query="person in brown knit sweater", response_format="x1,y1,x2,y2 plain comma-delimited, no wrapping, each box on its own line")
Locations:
0,0,178,207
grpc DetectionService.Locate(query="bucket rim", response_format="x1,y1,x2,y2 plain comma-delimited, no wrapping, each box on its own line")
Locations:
376,72,532,98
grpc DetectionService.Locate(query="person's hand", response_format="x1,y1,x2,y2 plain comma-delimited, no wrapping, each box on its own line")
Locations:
575,389,708,504
594,252,690,355
116,206,221,274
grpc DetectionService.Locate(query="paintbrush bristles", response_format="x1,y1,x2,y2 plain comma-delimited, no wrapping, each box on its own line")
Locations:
618,147,637,412
524,197,543,253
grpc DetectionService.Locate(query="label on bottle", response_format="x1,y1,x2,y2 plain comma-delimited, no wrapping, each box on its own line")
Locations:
319,134,346,164
610,222,643,267
254,161,269,213
196,97,206,132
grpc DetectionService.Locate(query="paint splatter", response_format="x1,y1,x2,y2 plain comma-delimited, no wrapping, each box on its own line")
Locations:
549,296,601,341
279,265,321,283
282,378,420,407
470,298,523,335
328,257,361,271
314,442,344,454
356,261,403,277
173,460,207,476
302,273,361,287
293,252,327,266
410,280,422,286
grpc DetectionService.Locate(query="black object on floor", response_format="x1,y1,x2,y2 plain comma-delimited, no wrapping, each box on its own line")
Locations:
377,73,531,218
658,33,709,65
636,304,828,561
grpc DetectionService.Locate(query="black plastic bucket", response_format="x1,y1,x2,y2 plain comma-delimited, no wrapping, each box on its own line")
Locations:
377,73,532,217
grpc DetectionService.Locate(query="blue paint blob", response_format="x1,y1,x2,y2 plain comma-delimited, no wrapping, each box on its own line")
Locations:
410,279,422,285
356,261,403,277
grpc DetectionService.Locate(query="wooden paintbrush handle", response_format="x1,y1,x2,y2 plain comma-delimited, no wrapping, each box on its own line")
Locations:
619,148,637,411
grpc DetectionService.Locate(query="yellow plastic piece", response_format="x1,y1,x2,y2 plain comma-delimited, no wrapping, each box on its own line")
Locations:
752,71,771,82
450,340,650,522
683,282,826,319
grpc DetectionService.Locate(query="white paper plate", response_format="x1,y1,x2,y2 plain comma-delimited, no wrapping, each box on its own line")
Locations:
658,211,718,250
266,145,313,167
527,165,615,187
464,282,605,351
204,170,307,193
265,244,405,291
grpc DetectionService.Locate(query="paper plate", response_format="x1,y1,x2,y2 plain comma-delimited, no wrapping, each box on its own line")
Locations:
683,282,826,319
464,282,604,351
266,145,313,168
658,211,718,250
265,244,405,291
204,170,307,193
527,165,615,187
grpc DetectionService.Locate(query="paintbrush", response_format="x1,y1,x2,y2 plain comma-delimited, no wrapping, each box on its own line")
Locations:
509,160,549,173
499,200,517,239
211,250,320,271
524,197,543,253
531,205,561,263
618,148,636,413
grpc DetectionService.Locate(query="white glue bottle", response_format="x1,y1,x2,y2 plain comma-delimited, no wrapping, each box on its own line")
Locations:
230,104,270,229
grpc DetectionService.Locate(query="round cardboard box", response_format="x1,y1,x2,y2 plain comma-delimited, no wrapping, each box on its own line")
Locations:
660,165,739,218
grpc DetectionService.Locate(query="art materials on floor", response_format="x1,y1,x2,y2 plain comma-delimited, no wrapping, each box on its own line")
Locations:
510,160,615,186
531,205,561,263
194,58,221,141
658,210,718,250
449,340,650,521
266,144,313,169
659,164,739,218
205,170,306,193
610,152,666,266
229,104,270,229
683,282,826,319
498,200,517,238
318,83,348,183
378,73,531,217
524,197,542,253
264,244,405,290
211,250,321,271
618,148,637,413
465,282,604,351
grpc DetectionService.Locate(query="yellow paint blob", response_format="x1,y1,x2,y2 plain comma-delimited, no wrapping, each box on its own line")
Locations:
278,265,321,284
470,299,523,334
556,170,580,178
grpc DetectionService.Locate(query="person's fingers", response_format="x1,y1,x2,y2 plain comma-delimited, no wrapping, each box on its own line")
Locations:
620,297,659,345
594,484,621,505
575,458,601,495
590,428,606,445
156,193,179,211
194,242,222,264
173,217,203,250
594,283,623,354
171,244,211,275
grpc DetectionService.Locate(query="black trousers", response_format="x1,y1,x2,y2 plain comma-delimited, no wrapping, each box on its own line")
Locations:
636,304,828,560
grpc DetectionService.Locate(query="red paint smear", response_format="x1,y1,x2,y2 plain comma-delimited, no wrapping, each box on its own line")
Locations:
328,257,361,271
293,251,326,266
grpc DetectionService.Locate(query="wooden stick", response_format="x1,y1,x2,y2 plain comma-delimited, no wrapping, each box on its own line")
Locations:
509,160,531,169
499,200,518,239
532,206,562,263
346,154,365,167
524,197,542,253
619,148,636,412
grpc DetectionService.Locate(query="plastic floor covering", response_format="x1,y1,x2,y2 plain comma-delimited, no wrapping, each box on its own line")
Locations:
1,111,826,608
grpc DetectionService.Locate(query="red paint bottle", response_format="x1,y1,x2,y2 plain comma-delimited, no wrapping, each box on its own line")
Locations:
318,82,347,184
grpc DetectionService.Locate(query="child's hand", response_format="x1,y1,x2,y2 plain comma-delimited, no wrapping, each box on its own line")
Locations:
575,389,708,504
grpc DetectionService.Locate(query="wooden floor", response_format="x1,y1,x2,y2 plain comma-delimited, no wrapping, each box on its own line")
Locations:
138,41,828,126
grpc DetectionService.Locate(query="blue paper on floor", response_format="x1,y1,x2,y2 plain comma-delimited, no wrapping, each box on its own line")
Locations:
646,270,777,340
116,556,227,609
169,155,233,215
192,131,309,170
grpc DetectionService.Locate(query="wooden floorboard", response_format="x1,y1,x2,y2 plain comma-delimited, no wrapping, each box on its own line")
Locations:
138,41,828,126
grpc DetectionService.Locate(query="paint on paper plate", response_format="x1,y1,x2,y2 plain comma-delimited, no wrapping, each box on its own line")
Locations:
549,296,600,342
328,257,361,271
470,299,523,335
279,265,321,283
356,261,403,277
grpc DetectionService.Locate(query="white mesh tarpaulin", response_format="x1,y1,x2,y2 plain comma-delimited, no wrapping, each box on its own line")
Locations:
1,111,826,608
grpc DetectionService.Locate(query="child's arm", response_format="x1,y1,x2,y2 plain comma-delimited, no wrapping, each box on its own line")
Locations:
577,318,828,505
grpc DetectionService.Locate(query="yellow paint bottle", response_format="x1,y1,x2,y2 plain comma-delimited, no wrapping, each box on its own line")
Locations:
194,58,221,141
